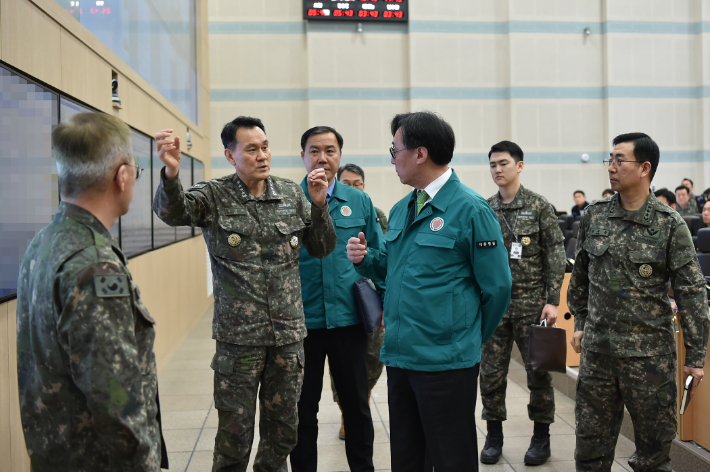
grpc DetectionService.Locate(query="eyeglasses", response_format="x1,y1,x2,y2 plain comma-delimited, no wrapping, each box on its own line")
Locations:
114,163,144,181
389,146,412,159
603,157,640,167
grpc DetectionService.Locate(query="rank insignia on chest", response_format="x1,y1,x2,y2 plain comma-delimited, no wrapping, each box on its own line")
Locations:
228,234,241,247
639,264,653,277
290,236,299,248
521,236,531,246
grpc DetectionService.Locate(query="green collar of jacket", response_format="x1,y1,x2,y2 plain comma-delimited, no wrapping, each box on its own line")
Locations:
606,191,657,226
231,174,284,203
489,184,529,211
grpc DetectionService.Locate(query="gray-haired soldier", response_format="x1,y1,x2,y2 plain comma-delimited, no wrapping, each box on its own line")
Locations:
16,113,167,471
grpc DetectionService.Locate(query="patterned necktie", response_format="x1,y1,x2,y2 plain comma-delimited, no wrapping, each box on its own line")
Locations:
416,190,429,216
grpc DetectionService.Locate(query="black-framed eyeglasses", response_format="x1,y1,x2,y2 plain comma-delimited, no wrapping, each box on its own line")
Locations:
390,146,412,159
114,163,143,181
603,157,639,167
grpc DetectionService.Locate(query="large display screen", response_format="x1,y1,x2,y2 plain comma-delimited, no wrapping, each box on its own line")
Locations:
303,0,407,22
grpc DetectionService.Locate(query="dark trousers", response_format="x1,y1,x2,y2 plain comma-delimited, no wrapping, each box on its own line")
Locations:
290,324,374,472
388,364,480,472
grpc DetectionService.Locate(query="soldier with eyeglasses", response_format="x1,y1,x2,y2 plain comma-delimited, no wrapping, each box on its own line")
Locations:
568,132,709,472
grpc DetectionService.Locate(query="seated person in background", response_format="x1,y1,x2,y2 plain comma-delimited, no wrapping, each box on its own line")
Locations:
571,190,589,216
16,113,168,471
654,188,676,210
601,188,615,198
682,178,701,213
676,185,697,216
703,202,710,227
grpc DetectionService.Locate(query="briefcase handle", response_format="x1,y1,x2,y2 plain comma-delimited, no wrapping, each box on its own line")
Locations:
538,319,558,328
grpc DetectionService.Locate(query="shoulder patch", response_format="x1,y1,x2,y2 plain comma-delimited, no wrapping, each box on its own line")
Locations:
675,222,694,248
94,275,130,298
188,182,208,191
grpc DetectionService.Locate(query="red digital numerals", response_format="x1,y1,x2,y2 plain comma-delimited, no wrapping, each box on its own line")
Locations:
333,10,354,16
383,11,403,18
358,10,379,17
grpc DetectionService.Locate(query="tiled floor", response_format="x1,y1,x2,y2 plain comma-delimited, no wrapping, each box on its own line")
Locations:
159,310,637,472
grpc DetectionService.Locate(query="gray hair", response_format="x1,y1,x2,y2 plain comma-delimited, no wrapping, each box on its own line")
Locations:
52,113,132,198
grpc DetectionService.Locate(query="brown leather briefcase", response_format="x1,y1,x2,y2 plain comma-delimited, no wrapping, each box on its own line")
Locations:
525,320,567,373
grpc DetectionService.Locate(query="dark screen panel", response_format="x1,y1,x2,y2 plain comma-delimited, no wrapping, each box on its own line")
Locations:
192,159,205,236
304,0,408,21
121,129,152,257
152,150,176,248
0,66,59,300
175,155,194,240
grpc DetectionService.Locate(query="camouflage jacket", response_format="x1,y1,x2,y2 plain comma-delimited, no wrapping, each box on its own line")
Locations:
153,169,337,346
568,193,709,366
488,185,566,313
16,203,166,471
678,198,699,216
375,207,388,234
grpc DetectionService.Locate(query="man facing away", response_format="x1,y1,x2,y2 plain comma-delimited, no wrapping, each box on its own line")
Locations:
568,133,709,472
346,111,512,472
329,163,388,442
152,117,337,472
16,113,167,471
290,127,382,472
480,141,566,466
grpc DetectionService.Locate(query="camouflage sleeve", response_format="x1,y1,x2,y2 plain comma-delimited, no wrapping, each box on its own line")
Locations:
152,167,213,227
668,219,710,367
375,207,388,234
299,188,337,259
539,202,566,305
567,211,591,332
56,262,159,471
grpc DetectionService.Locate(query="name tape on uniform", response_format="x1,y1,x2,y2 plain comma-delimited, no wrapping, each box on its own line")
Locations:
477,241,498,248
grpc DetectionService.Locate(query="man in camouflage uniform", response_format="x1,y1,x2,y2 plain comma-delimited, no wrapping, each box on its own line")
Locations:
16,113,167,471
675,185,697,216
152,117,336,472
480,141,566,466
568,132,709,472
331,163,388,441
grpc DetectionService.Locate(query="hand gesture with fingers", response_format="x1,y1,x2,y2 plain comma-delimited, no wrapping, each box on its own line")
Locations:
347,232,368,264
154,129,181,179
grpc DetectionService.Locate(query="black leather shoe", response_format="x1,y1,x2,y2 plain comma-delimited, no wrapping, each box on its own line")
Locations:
480,434,503,464
524,434,551,465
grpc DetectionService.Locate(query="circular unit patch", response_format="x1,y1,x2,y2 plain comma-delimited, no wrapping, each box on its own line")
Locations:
430,217,444,232
521,236,531,246
228,234,241,247
340,206,352,217
290,236,299,248
638,264,653,278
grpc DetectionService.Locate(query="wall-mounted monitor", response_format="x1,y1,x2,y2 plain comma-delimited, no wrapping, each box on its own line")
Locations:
303,0,407,22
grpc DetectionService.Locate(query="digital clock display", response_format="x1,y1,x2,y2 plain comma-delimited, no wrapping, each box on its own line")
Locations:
303,0,408,22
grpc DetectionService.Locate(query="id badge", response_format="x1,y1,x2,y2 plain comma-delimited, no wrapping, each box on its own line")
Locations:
510,242,523,259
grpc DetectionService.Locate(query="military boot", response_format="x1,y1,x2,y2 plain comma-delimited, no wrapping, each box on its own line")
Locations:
337,401,345,440
524,433,551,465
480,434,504,464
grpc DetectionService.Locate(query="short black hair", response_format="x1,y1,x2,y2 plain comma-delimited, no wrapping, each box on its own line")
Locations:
655,188,676,206
488,140,524,163
612,132,660,180
300,126,344,152
337,163,364,182
221,116,266,151
390,111,455,166
682,178,694,186
574,190,585,197
675,185,690,195
602,188,615,197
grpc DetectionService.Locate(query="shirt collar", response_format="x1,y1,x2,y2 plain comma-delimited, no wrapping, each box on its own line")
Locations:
421,167,453,202
60,202,125,263
494,184,527,210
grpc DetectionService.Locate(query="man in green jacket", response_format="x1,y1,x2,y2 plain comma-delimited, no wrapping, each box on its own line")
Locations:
290,127,384,472
347,111,512,472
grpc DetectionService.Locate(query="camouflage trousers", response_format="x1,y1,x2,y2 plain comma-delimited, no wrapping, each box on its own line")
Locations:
330,328,385,403
480,311,555,423
210,340,304,472
575,349,677,472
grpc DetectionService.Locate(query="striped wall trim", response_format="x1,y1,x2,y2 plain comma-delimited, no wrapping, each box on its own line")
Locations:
212,151,710,170
208,21,710,35
210,87,710,102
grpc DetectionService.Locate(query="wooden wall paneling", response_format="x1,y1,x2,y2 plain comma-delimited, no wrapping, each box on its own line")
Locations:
7,300,30,471
691,349,710,449
1,0,62,89
0,302,11,472
556,273,580,367
59,29,112,114
676,328,693,439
